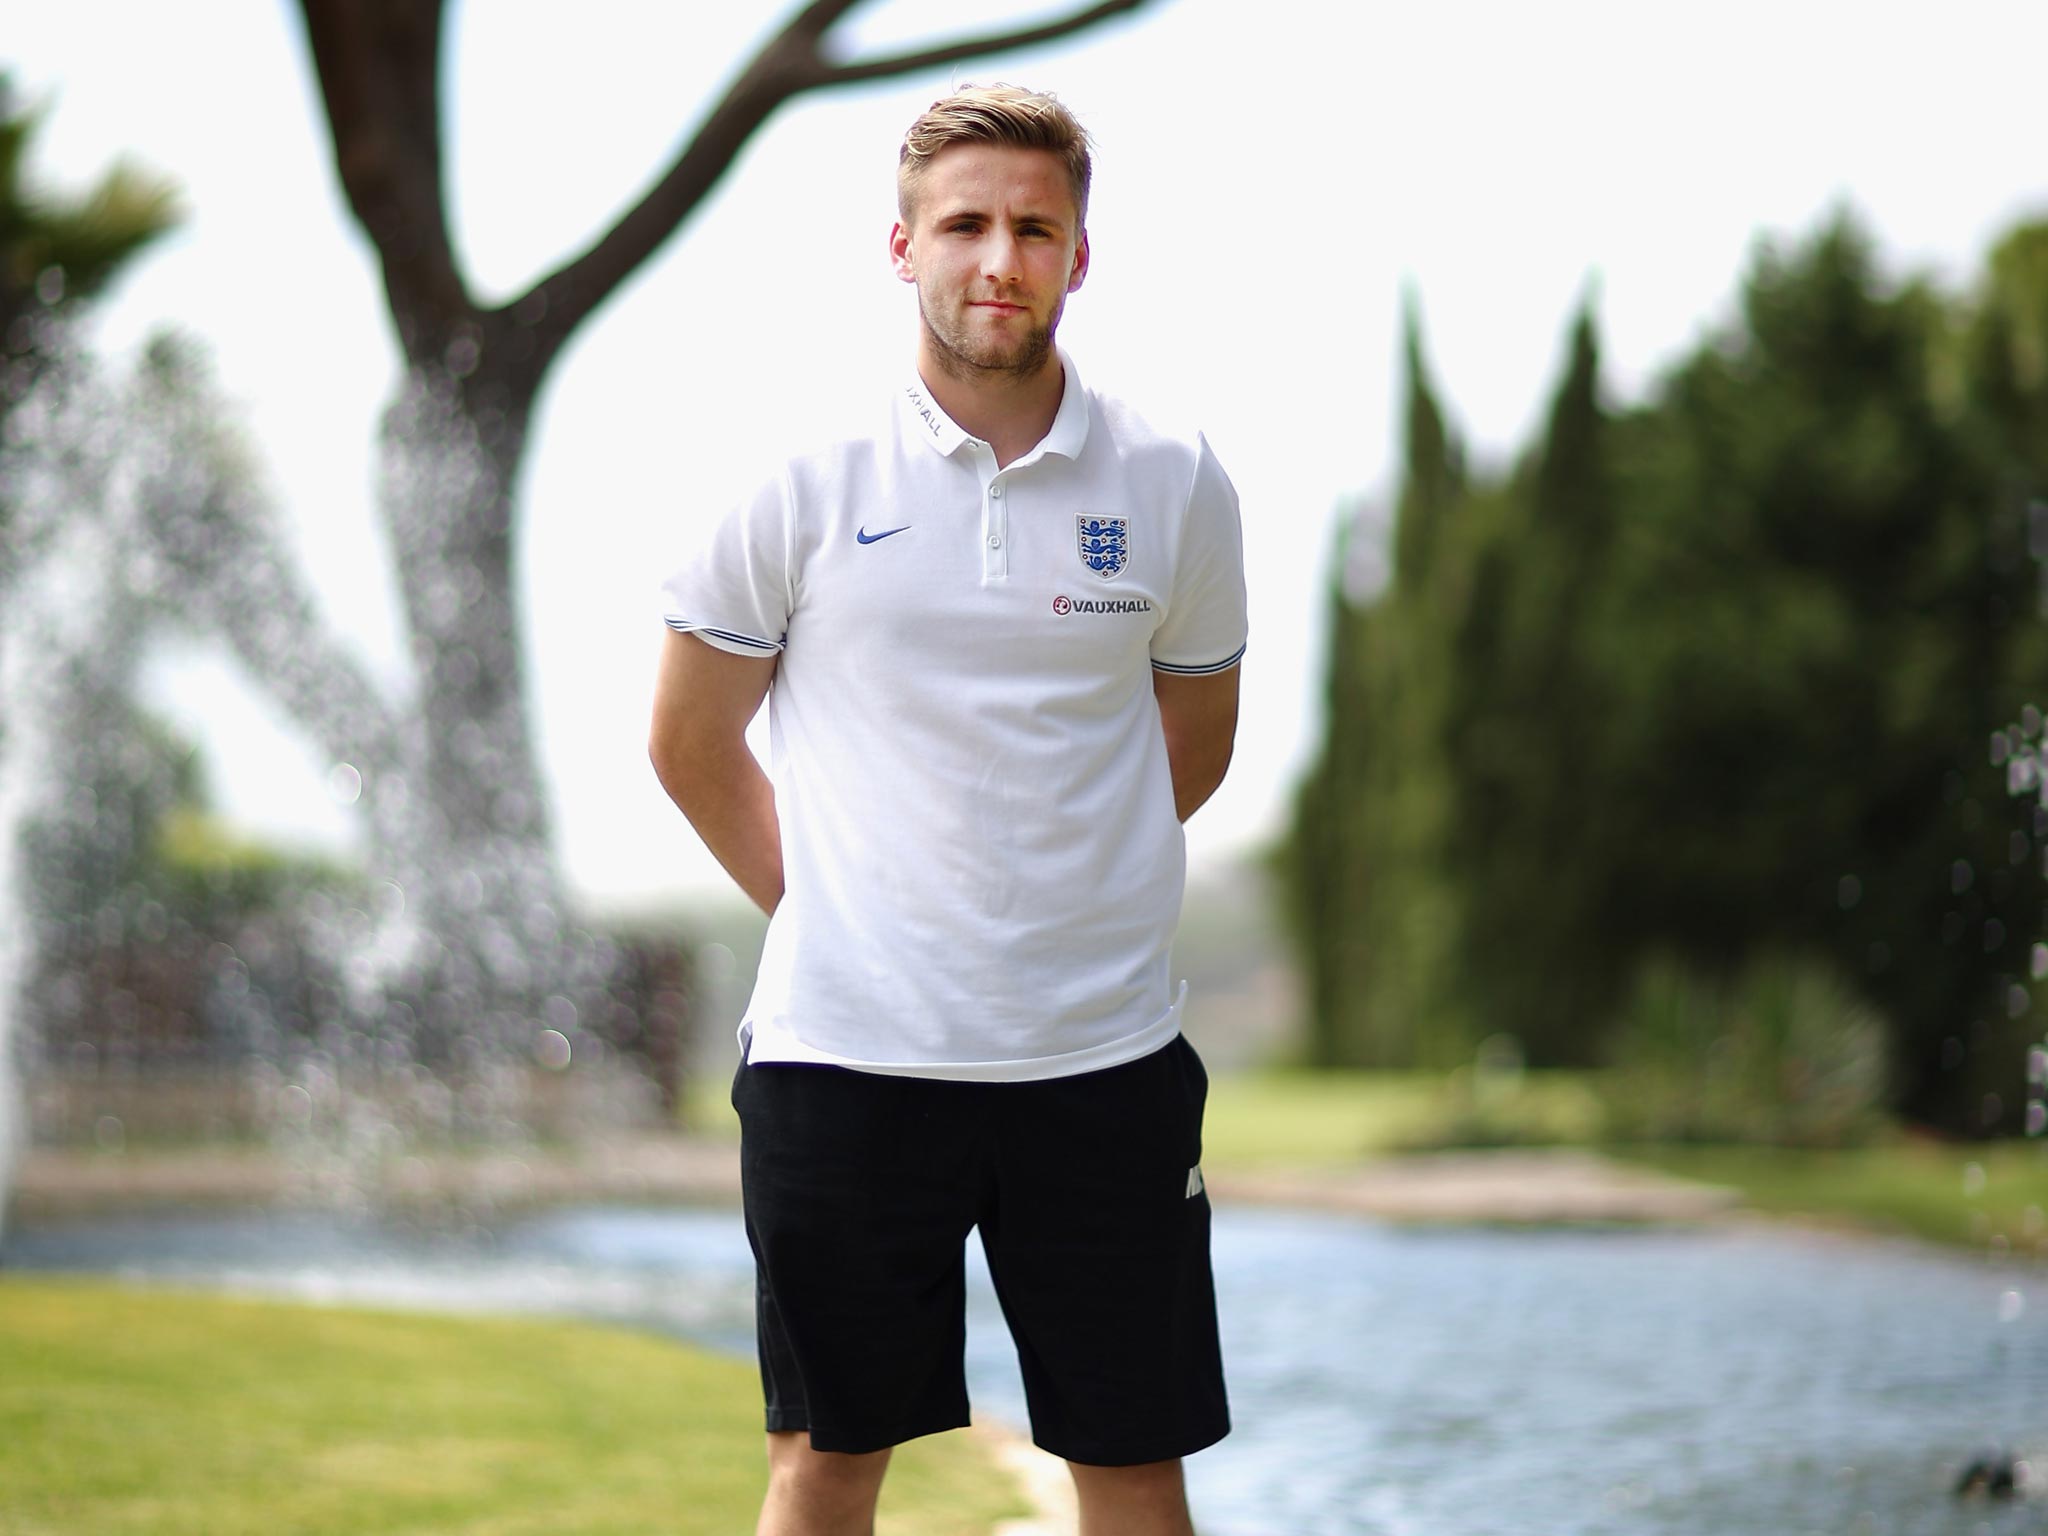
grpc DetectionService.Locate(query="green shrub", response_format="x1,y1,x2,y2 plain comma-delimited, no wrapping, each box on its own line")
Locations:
1392,1044,1609,1151
1595,952,1889,1147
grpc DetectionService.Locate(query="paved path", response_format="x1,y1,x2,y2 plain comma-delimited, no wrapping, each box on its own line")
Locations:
8,1135,745,1218
12,1135,1738,1226
1211,1146,1741,1225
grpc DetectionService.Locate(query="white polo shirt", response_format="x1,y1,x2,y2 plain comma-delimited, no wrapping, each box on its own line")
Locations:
660,351,1247,1081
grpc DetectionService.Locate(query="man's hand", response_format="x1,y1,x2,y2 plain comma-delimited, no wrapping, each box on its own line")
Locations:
1152,666,1240,822
648,630,784,914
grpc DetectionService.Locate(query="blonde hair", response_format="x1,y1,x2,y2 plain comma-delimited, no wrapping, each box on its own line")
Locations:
897,84,1093,226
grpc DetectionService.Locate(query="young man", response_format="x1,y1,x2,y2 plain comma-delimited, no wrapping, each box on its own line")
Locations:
649,84,1246,1536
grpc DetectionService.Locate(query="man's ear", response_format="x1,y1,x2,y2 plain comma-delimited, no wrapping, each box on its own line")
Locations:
890,221,917,286
1067,229,1090,293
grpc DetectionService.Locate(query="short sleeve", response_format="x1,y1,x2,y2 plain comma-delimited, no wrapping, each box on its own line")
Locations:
658,469,793,656
1150,432,1248,675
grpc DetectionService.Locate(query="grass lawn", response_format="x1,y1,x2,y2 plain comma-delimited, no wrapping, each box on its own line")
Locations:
682,1070,741,1140
0,1278,1026,1536
1610,1139,2048,1252
1200,1067,2048,1254
1199,1069,1444,1163
1200,1067,1604,1164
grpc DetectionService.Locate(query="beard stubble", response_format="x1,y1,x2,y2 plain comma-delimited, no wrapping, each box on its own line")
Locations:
919,287,1063,384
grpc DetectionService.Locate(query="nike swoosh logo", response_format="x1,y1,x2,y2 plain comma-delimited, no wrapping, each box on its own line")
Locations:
856,524,910,545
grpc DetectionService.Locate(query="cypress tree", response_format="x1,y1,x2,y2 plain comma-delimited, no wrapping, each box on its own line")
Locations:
1456,297,1622,1065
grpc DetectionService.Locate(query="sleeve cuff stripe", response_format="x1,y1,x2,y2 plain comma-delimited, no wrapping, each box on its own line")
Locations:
1151,643,1247,676
665,619,784,652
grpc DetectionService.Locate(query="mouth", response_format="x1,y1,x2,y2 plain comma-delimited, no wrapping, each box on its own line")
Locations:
970,301,1027,314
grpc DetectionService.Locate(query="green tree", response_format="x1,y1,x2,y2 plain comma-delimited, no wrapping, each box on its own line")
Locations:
1442,300,1622,1065
0,74,179,383
1286,213,2048,1136
0,72,178,572
1287,302,1474,1067
1597,218,2040,1130
1282,514,1376,1065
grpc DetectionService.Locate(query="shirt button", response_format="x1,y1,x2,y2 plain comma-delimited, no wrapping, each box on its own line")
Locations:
990,483,1004,498
988,535,1002,549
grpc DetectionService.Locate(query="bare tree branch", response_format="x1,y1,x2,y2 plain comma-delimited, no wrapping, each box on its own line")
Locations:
511,0,1150,369
785,1,869,42
296,0,471,360
812,0,1147,87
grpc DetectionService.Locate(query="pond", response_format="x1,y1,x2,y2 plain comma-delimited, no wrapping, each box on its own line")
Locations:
4,1203,2043,1535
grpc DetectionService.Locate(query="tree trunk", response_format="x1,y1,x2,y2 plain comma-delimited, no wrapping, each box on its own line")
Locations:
375,363,564,1007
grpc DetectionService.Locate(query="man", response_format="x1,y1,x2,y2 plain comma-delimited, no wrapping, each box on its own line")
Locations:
649,84,1246,1536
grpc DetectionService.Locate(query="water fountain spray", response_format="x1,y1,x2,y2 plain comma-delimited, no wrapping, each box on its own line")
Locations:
1992,708,2048,1139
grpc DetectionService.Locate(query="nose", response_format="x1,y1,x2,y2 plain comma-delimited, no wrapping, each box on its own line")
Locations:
982,226,1022,284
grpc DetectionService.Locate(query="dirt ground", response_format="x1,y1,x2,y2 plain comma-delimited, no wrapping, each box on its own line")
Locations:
9,1133,1740,1226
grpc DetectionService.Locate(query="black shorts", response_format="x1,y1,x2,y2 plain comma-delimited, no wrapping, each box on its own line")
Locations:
732,1034,1229,1465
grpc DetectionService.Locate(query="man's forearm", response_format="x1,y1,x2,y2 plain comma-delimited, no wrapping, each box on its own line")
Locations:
648,631,783,913
1153,667,1240,823
652,740,785,915
1164,733,1233,822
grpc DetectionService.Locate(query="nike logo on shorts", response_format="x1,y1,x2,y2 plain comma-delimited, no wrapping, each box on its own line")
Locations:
1186,1166,1205,1199
856,524,910,544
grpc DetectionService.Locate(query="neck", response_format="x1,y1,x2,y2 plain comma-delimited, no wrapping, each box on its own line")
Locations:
915,337,1064,469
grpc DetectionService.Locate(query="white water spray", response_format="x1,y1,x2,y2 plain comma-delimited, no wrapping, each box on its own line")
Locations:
0,748,26,1243
1993,705,2048,1139
0,340,680,1234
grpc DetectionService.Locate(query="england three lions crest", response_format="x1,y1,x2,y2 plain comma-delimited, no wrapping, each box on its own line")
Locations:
1076,515,1129,579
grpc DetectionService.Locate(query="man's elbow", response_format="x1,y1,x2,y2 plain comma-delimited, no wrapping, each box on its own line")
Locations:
648,727,703,810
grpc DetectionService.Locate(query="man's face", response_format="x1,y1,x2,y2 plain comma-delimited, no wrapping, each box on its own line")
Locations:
890,144,1089,381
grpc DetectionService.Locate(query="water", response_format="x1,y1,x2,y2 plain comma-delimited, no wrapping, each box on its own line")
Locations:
1206,1214,2045,1535
6,1203,2042,1534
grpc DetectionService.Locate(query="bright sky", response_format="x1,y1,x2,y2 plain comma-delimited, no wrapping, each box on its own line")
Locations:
11,1,2048,906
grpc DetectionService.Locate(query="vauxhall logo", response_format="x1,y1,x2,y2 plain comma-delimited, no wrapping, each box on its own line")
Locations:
1053,594,1154,617
904,385,946,441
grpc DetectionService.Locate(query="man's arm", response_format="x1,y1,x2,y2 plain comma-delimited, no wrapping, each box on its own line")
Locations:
648,629,784,914
1152,666,1240,822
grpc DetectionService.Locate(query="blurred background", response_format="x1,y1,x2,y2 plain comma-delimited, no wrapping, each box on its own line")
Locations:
4,4,2048,1534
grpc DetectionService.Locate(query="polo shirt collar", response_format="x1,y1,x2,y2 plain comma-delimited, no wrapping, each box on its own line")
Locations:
897,346,1091,464
1037,348,1090,461
900,372,968,457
